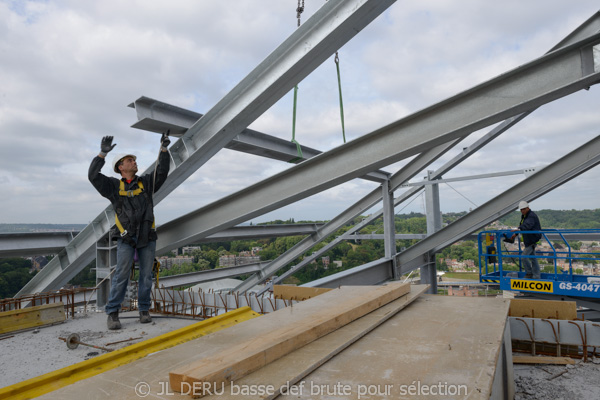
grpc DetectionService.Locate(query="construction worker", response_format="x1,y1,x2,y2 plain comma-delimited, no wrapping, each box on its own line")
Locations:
510,201,542,279
88,134,171,330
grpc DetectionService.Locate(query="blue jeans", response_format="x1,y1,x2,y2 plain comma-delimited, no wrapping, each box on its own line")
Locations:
523,244,540,279
105,238,156,314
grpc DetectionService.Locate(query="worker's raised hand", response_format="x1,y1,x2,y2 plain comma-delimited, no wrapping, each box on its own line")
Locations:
100,136,116,156
161,130,171,149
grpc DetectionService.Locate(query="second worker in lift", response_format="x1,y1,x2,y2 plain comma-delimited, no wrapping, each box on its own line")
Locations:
511,201,542,279
89,134,171,330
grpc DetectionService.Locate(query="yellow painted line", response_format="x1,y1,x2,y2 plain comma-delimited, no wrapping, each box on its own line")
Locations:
0,303,65,335
0,306,260,400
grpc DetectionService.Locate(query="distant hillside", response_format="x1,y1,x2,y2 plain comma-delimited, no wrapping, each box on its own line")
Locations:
498,209,600,229
0,224,85,233
1,209,598,233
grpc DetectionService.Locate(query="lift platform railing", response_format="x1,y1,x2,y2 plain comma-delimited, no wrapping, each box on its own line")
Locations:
478,229,600,299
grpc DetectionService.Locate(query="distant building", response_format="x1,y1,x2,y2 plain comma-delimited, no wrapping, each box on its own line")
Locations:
448,286,479,297
218,254,261,267
219,255,236,268
157,256,194,270
181,246,200,255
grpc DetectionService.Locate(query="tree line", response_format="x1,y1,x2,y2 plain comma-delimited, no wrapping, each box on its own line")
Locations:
2,208,600,297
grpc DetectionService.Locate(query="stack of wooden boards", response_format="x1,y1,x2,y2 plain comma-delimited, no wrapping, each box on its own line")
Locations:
170,282,424,397
0,302,65,335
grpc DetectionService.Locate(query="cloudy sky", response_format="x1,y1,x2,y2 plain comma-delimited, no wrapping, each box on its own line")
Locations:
1,0,599,227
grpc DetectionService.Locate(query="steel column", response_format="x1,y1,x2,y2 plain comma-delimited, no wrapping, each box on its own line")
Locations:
422,170,441,293
382,180,397,279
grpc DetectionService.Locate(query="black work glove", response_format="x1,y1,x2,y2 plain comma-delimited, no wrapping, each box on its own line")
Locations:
161,130,171,150
100,136,116,156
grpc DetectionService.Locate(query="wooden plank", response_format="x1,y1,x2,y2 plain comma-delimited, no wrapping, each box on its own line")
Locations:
513,355,575,365
509,298,577,320
169,282,410,396
202,284,429,400
273,285,332,301
0,303,65,334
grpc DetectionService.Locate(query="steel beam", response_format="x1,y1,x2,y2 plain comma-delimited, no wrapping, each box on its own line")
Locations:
15,0,395,297
0,224,317,264
154,0,398,205
157,262,267,289
400,168,536,187
129,96,323,162
348,234,427,240
273,130,600,290
302,257,393,288
129,97,390,183
17,211,115,297
200,223,323,242
249,14,600,291
0,232,78,257
236,187,386,293
397,135,600,275
157,33,600,254
239,106,583,293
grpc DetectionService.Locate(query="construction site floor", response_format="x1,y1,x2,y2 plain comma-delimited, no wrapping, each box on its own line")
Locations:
34,291,511,399
275,294,511,399
0,309,200,388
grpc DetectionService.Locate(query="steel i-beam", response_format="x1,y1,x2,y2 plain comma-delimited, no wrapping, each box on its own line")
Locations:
129,96,390,183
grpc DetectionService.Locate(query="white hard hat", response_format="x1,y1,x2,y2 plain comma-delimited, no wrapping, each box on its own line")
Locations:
518,200,529,210
112,153,136,173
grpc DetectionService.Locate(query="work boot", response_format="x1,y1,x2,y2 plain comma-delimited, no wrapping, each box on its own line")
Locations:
107,312,121,330
139,311,152,324
525,273,533,279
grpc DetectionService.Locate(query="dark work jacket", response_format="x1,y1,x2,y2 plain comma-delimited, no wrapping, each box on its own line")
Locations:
518,209,542,247
88,151,170,248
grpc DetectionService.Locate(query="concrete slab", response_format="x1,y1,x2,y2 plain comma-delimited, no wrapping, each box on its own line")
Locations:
36,291,510,400
276,295,511,400
37,284,409,399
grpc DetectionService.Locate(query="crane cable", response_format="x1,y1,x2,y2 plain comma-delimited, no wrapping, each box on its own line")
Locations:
289,0,305,164
290,0,347,164
334,51,346,143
